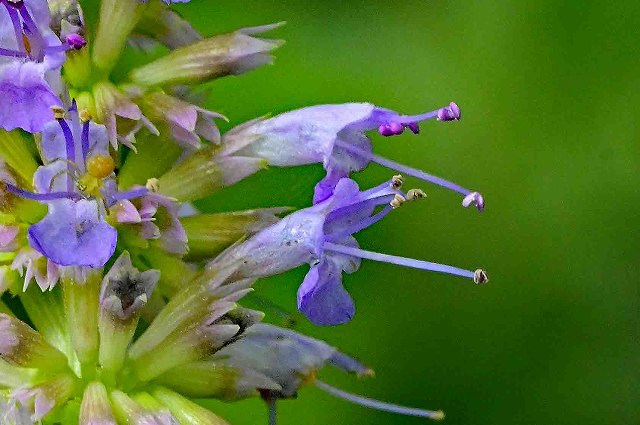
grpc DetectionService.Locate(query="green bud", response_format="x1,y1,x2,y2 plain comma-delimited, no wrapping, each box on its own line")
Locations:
158,145,267,202
98,252,159,375
0,313,68,370
182,208,288,261
135,1,202,49
129,23,284,87
152,386,231,425
92,0,147,74
79,382,117,425
157,360,280,400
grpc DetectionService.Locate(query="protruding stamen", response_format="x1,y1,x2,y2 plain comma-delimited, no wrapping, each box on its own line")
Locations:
55,113,77,192
327,205,393,242
390,194,406,209
333,139,483,211
462,191,484,211
3,182,82,201
81,119,90,162
406,188,426,201
107,187,148,204
315,380,445,421
474,269,489,285
65,33,87,50
390,174,403,189
323,241,482,281
437,102,461,121
0,47,28,58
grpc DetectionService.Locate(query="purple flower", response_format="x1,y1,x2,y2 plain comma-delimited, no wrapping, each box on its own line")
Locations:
222,102,484,209
113,192,188,256
212,177,487,325
3,106,147,268
0,0,81,132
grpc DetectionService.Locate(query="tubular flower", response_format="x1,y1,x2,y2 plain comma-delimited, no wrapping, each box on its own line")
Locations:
0,0,490,423
222,102,485,207
0,0,84,132
211,177,487,325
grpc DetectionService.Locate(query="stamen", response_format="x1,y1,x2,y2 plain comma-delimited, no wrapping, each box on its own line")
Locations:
334,139,484,211
390,174,403,189
55,114,76,192
474,269,489,285
406,188,426,201
0,47,28,58
323,242,483,281
51,106,65,120
390,194,406,209
80,119,90,162
4,6,25,52
145,178,160,193
326,204,393,242
16,4,45,60
315,380,445,421
107,188,148,204
3,182,82,202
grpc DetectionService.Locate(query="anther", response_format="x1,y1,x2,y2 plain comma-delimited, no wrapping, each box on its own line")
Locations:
462,191,485,212
390,194,406,209
406,189,426,201
146,178,160,193
473,269,489,285
79,110,92,123
51,106,65,120
390,174,403,189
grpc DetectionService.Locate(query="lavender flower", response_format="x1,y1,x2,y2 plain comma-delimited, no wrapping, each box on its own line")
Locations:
0,0,83,132
212,177,488,325
3,106,148,268
222,102,484,208
0,1,490,423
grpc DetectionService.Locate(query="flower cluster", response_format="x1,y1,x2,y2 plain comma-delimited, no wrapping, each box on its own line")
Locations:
0,1,488,424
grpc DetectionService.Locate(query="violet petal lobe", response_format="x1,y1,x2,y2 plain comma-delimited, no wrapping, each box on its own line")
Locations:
27,199,117,267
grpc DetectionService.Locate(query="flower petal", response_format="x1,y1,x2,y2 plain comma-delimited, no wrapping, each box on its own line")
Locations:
297,260,354,326
27,199,117,267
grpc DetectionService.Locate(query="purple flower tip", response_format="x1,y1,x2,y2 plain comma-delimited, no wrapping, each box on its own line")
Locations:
462,191,484,211
437,102,461,121
65,34,87,50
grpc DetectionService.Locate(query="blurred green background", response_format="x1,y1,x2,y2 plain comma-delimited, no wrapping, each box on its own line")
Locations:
174,1,640,424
